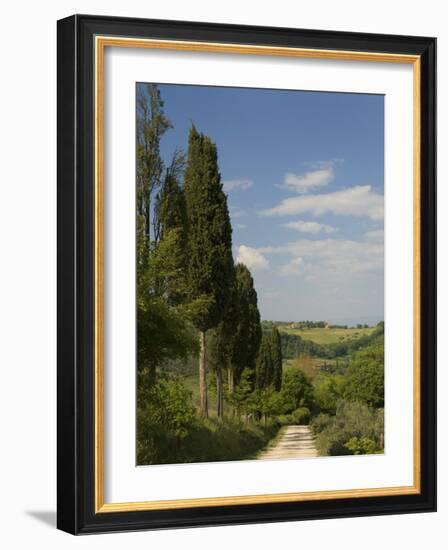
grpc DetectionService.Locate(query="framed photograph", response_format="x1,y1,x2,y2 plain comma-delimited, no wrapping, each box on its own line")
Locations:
57,14,436,534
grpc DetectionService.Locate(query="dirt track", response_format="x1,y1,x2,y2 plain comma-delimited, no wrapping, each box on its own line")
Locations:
257,425,318,460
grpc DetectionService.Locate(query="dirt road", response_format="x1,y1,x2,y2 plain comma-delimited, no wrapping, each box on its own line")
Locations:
257,425,318,460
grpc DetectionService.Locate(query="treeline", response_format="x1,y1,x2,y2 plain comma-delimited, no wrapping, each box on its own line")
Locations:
280,321,384,360
136,85,290,464
263,320,327,329
262,320,371,330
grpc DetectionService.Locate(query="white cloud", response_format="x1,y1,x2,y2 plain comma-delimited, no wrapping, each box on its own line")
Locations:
235,223,247,230
365,229,384,241
236,245,269,270
281,166,334,194
223,179,254,192
284,220,338,234
280,257,304,276
260,237,383,275
260,185,384,221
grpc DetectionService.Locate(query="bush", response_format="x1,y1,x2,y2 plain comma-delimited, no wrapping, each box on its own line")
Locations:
310,400,384,456
310,412,331,433
343,341,384,408
280,369,314,413
137,376,196,464
277,414,294,426
314,374,345,414
344,436,377,455
137,374,282,465
291,407,311,425
178,417,280,463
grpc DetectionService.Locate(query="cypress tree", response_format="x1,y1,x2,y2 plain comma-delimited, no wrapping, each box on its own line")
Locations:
208,274,238,418
207,322,228,418
270,326,283,391
230,264,262,389
184,126,234,417
255,334,274,389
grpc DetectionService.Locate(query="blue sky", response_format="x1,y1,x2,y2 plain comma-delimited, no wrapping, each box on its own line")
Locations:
146,83,384,325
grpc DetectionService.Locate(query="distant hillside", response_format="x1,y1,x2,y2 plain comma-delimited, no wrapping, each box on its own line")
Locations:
272,322,384,360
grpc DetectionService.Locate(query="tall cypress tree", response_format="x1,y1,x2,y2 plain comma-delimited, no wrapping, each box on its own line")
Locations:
208,274,237,418
230,264,262,389
255,334,274,389
184,126,234,417
270,326,283,391
207,321,228,418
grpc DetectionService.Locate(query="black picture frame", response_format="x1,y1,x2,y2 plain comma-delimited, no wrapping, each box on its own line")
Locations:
57,14,436,535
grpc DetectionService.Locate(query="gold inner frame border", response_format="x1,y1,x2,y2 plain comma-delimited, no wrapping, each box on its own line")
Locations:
94,35,421,513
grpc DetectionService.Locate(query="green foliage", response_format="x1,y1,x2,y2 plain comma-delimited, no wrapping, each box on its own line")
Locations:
136,84,195,384
344,436,377,455
137,298,198,384
277,407,311,426
255,334,274,389
142,229,187,302
314,374,346,414
264,388,286,417
137,396,280,465
183,125,235,417
155,149,187,240
136,84,172,259
230,264,262,385
280,369,315,413
270,326,283,391
344,340,384,407
291,407,311,425
207,273,239,416
152,158,188,305
280,332,326,360
278,322,384,360
134,84,385,465
207,323,230,373
227,368,253,416
311,400,384,456
137,376,196,464
184,126,234,332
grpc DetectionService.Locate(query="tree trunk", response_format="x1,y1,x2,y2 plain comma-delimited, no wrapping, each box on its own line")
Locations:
216,367,223,418
227,367,234,393
199,330,208,418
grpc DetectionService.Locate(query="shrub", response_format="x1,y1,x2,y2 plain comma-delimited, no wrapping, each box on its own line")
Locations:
344,436,377,455
310,400,384,456
343,341,384,408
137,375,196,464
280,369,315,413
314,374,345,414
291,407,311,425
137,375,282,465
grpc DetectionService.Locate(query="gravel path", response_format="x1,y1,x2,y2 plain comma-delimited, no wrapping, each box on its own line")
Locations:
258,425,318,460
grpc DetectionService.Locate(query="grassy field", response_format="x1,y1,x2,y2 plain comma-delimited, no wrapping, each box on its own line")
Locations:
283,356,332,371
283,356,337,381
279,326,375,345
